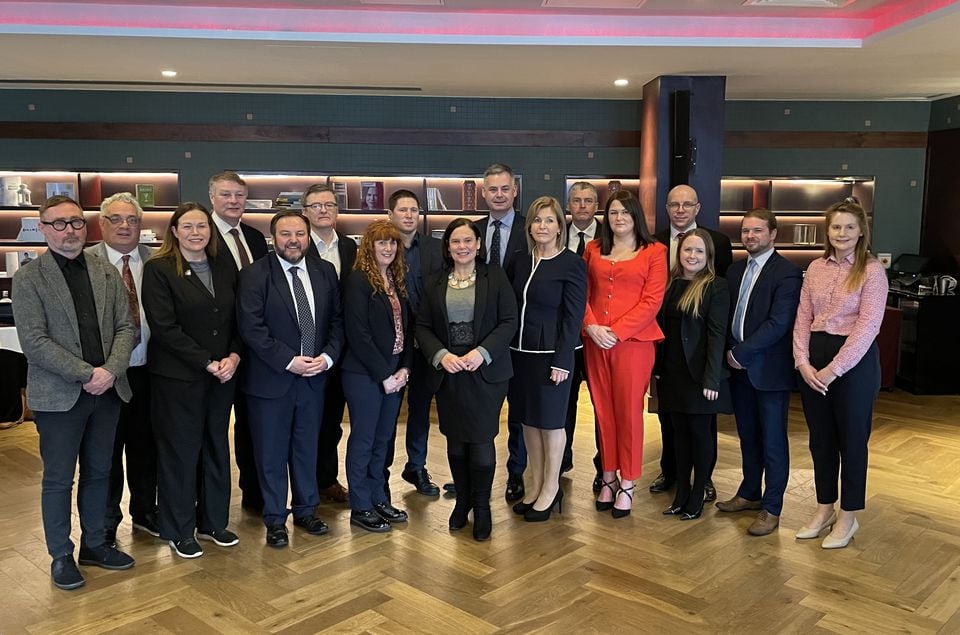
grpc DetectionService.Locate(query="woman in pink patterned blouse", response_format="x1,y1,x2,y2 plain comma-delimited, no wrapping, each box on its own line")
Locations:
792,199,888,549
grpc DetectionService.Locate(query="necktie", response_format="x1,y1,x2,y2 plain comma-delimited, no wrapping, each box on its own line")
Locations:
229,227,251,268
121,255,141,344
671,231,686,268
489,219,502,267
732,259,758,342
290,266,315,357
576,231,586,256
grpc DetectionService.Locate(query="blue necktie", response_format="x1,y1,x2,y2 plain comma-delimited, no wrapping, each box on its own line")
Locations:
489,219,502,267
290,266,315,357
732,259,758,343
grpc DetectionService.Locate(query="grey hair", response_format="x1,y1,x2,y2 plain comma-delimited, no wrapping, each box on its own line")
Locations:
100,192,144,217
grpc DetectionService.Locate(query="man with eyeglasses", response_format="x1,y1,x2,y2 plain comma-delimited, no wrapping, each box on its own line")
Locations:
303,184,357,504
13,195,137,590
651,184,733,500
85,192,160,548
208,170,269,514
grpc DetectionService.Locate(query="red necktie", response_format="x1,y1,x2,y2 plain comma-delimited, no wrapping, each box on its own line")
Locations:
121,255,141,344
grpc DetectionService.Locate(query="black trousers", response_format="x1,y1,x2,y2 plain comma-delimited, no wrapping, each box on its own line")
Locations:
233,390,263,507
659,411,717,484
106,365,157,529
799,333,879,511
669,412,713,514
316,367,346,489
565,347,602,474
152,373,236,541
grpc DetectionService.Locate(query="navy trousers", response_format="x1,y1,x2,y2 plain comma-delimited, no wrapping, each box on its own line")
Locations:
316,367,346,489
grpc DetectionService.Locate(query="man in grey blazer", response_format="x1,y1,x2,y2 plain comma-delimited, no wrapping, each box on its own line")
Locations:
86,192,159,547
13,195,137,591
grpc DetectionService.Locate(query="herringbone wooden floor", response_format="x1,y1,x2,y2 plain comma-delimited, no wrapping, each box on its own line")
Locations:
1,389,959,634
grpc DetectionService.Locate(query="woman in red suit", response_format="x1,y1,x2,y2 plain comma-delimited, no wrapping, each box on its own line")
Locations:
583,191,667,518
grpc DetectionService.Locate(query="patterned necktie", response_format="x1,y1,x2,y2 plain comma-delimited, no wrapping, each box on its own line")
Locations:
732,259,758,343
576,231,586,256
290,266,315,357
672,231,686,268
489,219,502,267
121,255,141,344
229,227,251,268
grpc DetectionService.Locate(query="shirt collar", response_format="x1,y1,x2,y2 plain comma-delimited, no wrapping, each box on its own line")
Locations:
212,213,239,236
747,248,775,269
571,219,598,238
826,251,856,264
103,243,140,266
277,253,307,274
671,222,697,240
489,209,516,229
51,249,86,270
312,229,338,249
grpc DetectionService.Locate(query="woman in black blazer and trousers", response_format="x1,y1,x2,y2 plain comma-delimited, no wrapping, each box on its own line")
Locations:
142,202,242,558
342,221,415,533
655,229,731,521
416,218,518,541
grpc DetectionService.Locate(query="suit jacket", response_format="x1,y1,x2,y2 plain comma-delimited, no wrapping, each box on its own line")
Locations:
478,212,529,277
510,250,587,373
656,278,731,393
84,242,155,267
726,251,803,392
655,226,733,277
12,250,135,411
341,270,414,383
237,253,344,399
566,219,602,254
415,263,519,393
306,230,358,286
415,232,444,282
215,221,269,269
142,253,242,381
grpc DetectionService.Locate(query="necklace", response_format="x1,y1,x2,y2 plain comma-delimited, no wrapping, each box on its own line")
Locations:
448,269,477,289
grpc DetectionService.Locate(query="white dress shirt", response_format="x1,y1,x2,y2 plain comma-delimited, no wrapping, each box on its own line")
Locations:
566,218,598,252
311,229,342,278
277,254,333,369
213,213,253,270
104,244,150,367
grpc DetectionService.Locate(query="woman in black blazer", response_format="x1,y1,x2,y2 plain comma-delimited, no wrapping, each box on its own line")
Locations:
142,202,242,559
655,229,731,521
508,197,586,522
416,218,518,541
341,220,414,533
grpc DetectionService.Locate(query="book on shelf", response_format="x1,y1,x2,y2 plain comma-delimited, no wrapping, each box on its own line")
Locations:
135,184,156,208
17,217,43,242
462,180,476,211
45,182,76,201
245,199,273,210
360,181,384,210
333,182,348,210
427,187,447,211
275,191,303,208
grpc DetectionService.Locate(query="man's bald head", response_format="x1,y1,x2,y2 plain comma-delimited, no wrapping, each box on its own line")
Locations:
666,184,701,232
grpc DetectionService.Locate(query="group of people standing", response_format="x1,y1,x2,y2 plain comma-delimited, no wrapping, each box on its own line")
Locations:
14,164,887,591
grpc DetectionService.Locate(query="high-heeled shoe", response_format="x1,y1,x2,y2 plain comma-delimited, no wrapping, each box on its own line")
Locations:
512,501,535,515
679,503,704,521
662,504,684,516
795,510,837,540
595,479,618,512
611,485,635,519
821,518,859,549
524,490,563,523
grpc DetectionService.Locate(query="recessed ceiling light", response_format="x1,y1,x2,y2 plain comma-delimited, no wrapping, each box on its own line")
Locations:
614,78,629,87
161,70,177,78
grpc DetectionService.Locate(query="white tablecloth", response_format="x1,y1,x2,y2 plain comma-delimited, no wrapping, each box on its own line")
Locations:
0,326,21,354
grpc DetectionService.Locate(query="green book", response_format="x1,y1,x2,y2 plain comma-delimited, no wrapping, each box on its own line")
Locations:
136,184,156,208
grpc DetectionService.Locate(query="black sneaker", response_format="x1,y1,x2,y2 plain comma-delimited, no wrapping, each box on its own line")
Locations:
169,538,203,559
77,544,135,570
265,525,289,548
374,502,408,523
401,468,441,496
350,509,391,533
196,529,239,547
293,515,330,535
132,513,161,538
51,555,85,590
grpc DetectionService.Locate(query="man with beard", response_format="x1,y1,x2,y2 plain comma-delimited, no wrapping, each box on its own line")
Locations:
237,210,344,547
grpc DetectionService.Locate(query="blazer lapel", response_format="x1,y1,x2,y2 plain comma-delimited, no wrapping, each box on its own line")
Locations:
184,262,215,300
473,268,490,343
272,257,299,324
87,257,107,327
40,252,81,342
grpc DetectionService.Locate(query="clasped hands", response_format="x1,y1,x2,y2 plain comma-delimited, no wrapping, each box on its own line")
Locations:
585,324,618,350
382,368,409,394
440,348,485,374
288,355,329,378
798,363,836,396
207,353,241,383
83,367,116,395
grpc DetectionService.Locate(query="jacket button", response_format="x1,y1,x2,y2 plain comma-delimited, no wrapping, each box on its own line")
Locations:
213,308,219,313
212,330,218,336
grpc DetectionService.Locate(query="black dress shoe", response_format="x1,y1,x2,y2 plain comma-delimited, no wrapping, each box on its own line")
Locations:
266,525,289,548
103,526,118,548
293,515,330,535
504,475,525,502
132,513,161,538
374,502,408,523
443,482,457,494
592,475,603,494
649,473,675,493
704,480,717,502
560,461,574,475
351,510,391,533
402,469,441,496
78,544,135,570
51,555,85,590
512,501,534,515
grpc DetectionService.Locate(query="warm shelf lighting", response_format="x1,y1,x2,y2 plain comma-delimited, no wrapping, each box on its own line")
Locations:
161,70,178,78
614,78,629,87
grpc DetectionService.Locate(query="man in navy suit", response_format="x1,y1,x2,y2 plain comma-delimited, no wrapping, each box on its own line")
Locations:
717,209,801,536
237,210,344,547
477,162,529,501
208,170,270,513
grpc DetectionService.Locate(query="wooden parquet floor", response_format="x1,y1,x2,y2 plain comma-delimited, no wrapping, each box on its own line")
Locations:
2,389,960,634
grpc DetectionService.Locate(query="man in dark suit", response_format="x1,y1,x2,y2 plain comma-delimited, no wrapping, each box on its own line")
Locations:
385,189,444,496
717,209,802,536
563,181,603,491
237,210,344,547
476,162,529,501
85,192,159,547
14,195,137,590
651,183,733,499
302,183,357,503
208,170,270,512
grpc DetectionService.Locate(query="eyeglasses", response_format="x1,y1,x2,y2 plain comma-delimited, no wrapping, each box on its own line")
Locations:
41,218,87,231
103,215,141,227
304,202,338,212
666,202,698,212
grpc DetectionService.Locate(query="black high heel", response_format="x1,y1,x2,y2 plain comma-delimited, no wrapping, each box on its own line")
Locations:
595,479,618,512
512,501,535,515
612,485,635,519
662,504,684,516
524,490,564,523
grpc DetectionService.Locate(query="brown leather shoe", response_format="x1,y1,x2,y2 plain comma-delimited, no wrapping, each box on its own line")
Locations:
715,495,762,513
748,510,780,536
318,481,348,503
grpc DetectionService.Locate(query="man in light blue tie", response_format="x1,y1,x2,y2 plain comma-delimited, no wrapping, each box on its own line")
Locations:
718,209,802,536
